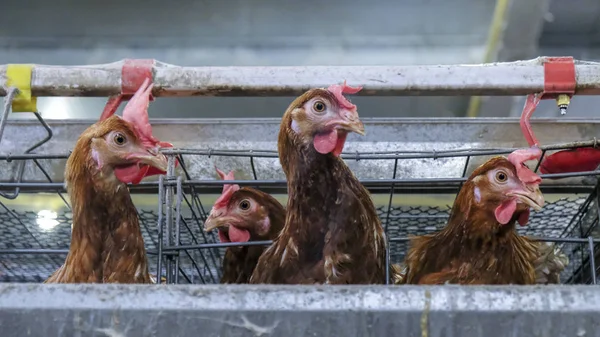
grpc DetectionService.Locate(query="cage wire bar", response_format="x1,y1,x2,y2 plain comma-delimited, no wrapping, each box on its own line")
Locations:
2,58,600,335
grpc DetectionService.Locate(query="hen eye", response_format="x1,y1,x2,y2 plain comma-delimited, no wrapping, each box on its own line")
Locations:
313,101,326,113
113,133,127,145
239,199,251,210
495,171,508,183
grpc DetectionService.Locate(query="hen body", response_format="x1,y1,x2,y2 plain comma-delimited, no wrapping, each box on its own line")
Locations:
403,151,548,285
217,188,284,283
46,80,168,284
46,117,153,283
250,86,386,284
404,225,538,285
393,239,568,285
204,169,286,283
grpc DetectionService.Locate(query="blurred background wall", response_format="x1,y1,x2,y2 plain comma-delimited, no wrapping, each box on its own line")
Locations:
1,0,599,119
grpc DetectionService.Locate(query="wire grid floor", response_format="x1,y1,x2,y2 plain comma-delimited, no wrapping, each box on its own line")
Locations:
1,145,600,285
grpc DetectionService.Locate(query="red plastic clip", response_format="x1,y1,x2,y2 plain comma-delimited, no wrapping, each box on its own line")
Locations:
520,57,576,147
100,59,155,121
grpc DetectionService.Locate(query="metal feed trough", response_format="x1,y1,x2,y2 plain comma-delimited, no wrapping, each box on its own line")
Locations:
1,58,600,336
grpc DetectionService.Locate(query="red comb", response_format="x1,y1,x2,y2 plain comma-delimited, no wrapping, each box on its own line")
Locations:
327,81,362,110
122,78,158,148
213,167,240,209
104,78,178,183
123,79,178,179
507,147,542,184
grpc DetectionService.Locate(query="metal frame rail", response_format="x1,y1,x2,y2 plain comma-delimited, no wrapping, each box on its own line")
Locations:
2,57,600,98
1,284,600,337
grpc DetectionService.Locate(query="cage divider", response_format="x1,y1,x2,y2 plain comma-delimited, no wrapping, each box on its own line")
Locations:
156,175,165,284
174,177,183,284
163,155,177,284
176,153,224,270
181,193,220,282
384,157,399,284
533,149,547,173
588,237,597,285
176,214,218,282
0,88,19,153
1,112,53,200
578,189,595,281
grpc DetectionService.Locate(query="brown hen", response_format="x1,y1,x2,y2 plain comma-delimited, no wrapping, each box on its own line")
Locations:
46,79,169,283
204,168,285,283
393,239,569,285
250,82,386,284
402,147,549,285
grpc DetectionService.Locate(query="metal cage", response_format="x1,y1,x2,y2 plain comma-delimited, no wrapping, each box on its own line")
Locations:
2,58,600,336
1,118,600,285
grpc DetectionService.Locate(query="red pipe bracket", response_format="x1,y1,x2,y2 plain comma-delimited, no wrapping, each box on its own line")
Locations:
100,59,156,121
121,59,156,99
542,56,576,97
519,57,576,147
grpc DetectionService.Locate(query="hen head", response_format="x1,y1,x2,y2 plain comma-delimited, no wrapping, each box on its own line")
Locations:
281,81,364,157
465,147,544,228
204,168,284,244
68,78,169,185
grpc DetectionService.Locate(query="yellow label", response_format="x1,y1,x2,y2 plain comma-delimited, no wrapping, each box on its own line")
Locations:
6,64,37,112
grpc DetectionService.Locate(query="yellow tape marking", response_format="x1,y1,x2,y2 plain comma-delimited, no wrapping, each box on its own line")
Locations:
6,64,37,112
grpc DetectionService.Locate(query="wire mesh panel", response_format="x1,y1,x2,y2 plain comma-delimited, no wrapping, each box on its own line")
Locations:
151,147,600,285
3,141,598,284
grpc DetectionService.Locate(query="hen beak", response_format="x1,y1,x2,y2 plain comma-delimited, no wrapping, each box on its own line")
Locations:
508,185,544,212
338,119,366,136
127,149,168,172
204,218,222,232
331,108,366,136
204,213,234,232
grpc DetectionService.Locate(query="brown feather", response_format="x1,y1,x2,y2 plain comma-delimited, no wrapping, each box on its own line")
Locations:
531,240,569,284
250,89,386,284
390,263,406,285
392,241,568,285
402,157,539,285
45,116,152,284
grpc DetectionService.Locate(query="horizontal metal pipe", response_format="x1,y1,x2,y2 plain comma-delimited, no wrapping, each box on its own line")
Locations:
3,166,599,190
1,139,597,162
389,237,600,244
0,184,590,195
1,58,600,97
0,235,596,255
134,236,600,252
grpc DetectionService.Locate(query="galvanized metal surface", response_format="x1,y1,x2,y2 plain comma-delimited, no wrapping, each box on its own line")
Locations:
0,284,599,337
2,117,600,190
1,58,600,97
